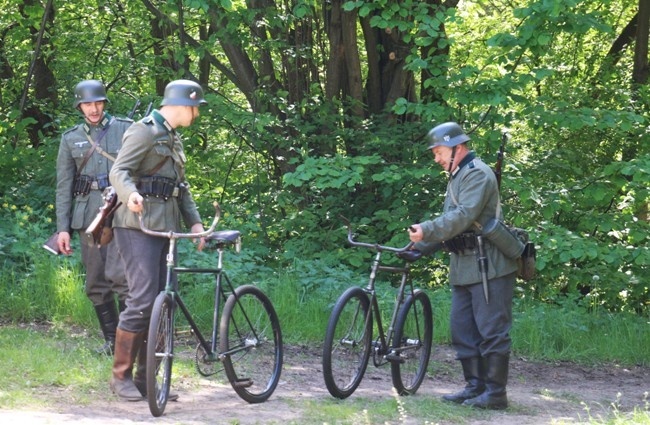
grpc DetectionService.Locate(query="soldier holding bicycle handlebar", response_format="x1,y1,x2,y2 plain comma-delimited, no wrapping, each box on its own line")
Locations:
406,122,518,410
108,80,208,402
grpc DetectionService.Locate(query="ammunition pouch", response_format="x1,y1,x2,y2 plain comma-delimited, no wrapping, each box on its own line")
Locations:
73,175,93,196
95,173,110,191
73,174,111,197
442,232,478,254
137,176,183,201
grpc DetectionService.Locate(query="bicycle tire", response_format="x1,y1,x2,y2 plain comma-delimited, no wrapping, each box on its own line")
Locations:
322,286,372,399
219,285,283,404
390,289,433,395
146,292,174,417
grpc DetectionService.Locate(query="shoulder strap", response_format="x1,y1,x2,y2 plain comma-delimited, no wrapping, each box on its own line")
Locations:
76,118,116,177
75,143,98,178
147,156,170,175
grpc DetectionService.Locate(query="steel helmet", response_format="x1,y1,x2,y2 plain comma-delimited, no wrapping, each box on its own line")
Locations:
73,80,108,108
160,79,208,107
426,121,470,149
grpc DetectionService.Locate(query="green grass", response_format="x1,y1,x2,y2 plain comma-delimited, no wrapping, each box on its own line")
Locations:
0,325,110,409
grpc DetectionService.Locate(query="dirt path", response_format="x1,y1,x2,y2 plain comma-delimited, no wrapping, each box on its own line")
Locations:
1,344,648,424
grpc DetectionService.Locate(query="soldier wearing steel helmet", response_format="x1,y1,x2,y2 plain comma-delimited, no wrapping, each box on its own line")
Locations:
407,122,518,410
108,79,208,402
55,79,132,356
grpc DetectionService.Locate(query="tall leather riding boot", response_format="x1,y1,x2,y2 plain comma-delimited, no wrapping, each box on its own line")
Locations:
463,354,509,410
110,328,145,401
134,336,179,401
442,357,486,403
94,302,119,355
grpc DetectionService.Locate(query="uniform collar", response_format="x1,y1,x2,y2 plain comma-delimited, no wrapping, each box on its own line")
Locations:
151,109,174,132
83,113,112,133
451,151,476,178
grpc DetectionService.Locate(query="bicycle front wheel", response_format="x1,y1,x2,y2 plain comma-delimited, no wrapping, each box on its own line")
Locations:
219,285,283,404
391,289,433,395
146,292,174,417
322,286,372,399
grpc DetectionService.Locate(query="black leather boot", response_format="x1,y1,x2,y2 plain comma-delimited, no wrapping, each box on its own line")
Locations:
94,302,119,355
462,354,509,410
442,357,486,403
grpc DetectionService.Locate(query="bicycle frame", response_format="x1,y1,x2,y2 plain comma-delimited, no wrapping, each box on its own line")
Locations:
140,203,234,361
141,202,283,415
363,248,417,365
342,216,416,363
322,217,431,399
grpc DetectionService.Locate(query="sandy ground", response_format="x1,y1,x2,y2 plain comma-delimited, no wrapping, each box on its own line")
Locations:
0,343,648,424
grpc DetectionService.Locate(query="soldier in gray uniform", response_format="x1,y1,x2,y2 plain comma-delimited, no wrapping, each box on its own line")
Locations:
407,122,518,410
108,79,207,402
55,80,132,355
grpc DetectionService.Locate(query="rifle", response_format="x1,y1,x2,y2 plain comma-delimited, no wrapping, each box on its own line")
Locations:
475,129,510,302
494,130,509,191
85,187,122,247
143,101,154,117
127,99,141,119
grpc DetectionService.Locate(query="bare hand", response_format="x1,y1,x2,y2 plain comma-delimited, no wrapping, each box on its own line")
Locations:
408,224,423,243
190,222,206,251
127,192,144,213
57,231,73,255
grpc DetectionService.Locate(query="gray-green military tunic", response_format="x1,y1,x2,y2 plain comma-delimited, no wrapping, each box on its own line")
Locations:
55,113,132,305
415,152,517,358
415,153,518,285
109,110,202,332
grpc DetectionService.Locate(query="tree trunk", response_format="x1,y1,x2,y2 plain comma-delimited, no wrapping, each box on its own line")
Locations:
633,0,649,84
19,0,56,149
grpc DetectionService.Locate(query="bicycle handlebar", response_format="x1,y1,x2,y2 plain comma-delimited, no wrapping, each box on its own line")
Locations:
340,215,414,253
139,202,221,240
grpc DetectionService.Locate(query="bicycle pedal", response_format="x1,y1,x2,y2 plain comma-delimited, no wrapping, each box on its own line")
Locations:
385,353,405,364
232,378,253,388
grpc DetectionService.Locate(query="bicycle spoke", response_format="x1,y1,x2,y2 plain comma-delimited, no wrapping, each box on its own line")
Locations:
322,287,372,399
391,290,433,395
147,293,174,417
220,285,283,404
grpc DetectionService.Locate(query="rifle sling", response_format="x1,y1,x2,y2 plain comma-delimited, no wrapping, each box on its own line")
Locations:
76,117,116,178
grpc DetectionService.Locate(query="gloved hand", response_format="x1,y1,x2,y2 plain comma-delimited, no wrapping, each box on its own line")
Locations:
395,249,423,263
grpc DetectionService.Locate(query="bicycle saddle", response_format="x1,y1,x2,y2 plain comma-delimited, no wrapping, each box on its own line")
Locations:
396,249,423,263
206,230,241,245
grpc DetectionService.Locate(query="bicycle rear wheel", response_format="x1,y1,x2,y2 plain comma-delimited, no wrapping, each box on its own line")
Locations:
146,292,174,417
390,289,433,395
219,285,283,404
322,286,372,399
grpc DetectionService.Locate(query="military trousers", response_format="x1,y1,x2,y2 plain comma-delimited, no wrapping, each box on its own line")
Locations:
449,271,516,359
78,230,128,305
113,227,174,333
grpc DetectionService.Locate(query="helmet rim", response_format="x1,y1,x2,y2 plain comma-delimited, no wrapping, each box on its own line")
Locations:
160,79,208,107
73,80,108,108
426,121,470,149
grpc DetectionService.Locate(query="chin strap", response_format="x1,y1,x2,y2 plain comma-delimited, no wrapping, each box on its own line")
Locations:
448,146,457,173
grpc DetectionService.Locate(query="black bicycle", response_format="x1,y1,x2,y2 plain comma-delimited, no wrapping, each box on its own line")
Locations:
139,203,283,417
322,217,433,399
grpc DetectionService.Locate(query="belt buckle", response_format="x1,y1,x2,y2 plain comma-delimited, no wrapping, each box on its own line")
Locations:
172,187,179,197
90,181,99,190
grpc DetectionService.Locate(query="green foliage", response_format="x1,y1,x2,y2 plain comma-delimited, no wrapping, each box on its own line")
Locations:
0,0,648,317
